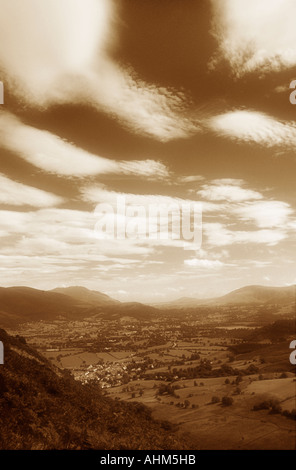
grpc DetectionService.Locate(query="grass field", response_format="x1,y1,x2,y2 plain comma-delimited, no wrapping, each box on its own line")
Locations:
108,374,296,450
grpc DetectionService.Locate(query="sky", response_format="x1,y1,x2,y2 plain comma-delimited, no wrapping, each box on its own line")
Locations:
0,0,295,302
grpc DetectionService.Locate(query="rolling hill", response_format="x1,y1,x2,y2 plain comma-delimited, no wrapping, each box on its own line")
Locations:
0,286,93,326
157,285,296,309
212,285,296,305
52,286,120,306
0,286,158,327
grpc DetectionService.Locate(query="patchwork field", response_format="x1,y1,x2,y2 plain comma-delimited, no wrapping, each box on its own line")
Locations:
108,374,296,449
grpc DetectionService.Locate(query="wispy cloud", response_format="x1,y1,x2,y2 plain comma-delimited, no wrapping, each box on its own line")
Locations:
0,173,63,207
83,185,202,249
82,65,200,141
0,112,169,178
0,208,154,258
184,258,224,268
197,178,294,246
0,0,113,100
233,200,293,228
209,110,296,148
0,1,198,141
211,0,296,75
203,222,287,247
197,178,263,202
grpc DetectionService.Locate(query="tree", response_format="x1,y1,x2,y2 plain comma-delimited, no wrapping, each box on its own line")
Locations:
222,396,233,406
211,396,220,404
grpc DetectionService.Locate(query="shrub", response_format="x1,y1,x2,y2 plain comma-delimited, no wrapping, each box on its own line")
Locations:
222,396,233,406
211,396,220,404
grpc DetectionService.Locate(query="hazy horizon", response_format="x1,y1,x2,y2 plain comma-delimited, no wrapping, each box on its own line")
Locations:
0,282,295,304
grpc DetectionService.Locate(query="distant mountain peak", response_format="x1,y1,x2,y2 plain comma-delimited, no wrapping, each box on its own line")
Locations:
51,286,120,306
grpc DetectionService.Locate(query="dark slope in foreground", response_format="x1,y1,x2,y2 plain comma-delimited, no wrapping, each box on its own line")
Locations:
0,329,185,450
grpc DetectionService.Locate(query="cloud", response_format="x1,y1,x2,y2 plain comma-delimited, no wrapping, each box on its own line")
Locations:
203,222,287,247
176,175,205,185
233,200,293,228
0,0,112,99
209,110,296,147
0,1,198,141
211,0,296,75
0,173,63,207
82,185,192,206
0,208,154,258
82,185,203,249
82,181,295,250
198,178,263,202
0,112,169,178
117,159,170,179
184,258,224,268
81,65,199,141
197,178,294,243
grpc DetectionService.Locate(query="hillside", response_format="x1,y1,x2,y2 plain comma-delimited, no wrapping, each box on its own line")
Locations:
0,287,93,327
0,328,186,450
52,286,120,306
244,319,296,342
101,302,158,321
212,285,296,305
157,285,296,309
0,287,158,327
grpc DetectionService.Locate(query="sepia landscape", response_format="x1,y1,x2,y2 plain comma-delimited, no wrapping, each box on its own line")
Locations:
0,0,296,452
0,284,295,449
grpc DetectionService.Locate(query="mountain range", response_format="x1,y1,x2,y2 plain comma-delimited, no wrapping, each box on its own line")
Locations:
0,286,157,327
0,284,294,327
155,285,296,309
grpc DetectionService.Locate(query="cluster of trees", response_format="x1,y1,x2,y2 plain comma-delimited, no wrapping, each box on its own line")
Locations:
253,398,296,420
147,359,259,382
211,396,234,406
156,383,181,398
